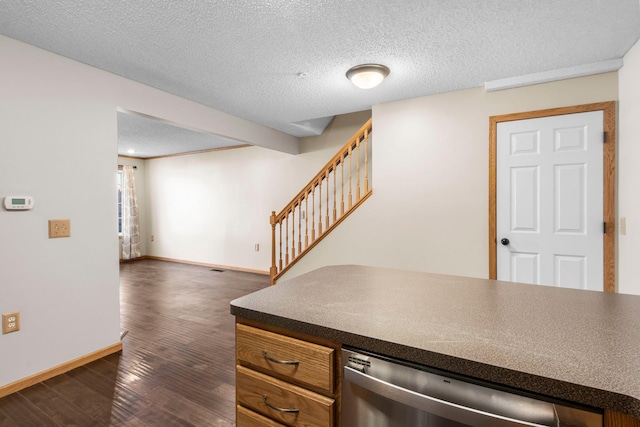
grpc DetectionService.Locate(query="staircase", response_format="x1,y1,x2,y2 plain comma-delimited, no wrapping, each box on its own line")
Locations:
270,118,373,284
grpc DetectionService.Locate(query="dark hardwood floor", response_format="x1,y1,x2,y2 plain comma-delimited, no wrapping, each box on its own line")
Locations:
0,259,270,426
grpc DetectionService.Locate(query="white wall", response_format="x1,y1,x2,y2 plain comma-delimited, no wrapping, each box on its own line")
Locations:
0,34,297,388
145,111,371,272
618,39,640,295
0,60,120,386
281,73,619,283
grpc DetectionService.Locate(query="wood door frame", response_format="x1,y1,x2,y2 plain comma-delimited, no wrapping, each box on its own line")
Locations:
489,101,616,292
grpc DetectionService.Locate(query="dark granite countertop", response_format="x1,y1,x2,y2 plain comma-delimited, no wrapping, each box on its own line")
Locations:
230,265,640,417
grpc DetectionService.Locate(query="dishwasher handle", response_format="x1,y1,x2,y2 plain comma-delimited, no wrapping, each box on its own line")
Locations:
344,366,554,427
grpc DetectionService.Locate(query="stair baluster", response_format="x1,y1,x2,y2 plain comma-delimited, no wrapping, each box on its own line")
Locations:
270,118,372,284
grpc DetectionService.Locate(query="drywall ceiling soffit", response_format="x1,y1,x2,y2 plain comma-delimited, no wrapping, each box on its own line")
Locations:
117,111,250,159
1,0,639,142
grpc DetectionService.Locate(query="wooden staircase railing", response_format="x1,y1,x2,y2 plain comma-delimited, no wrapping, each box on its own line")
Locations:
270,118,373,284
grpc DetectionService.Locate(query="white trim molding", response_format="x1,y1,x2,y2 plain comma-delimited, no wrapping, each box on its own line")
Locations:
485,59,623,92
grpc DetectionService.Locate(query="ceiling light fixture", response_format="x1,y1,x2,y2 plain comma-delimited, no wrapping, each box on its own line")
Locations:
346,64,390,89
127,149,135,154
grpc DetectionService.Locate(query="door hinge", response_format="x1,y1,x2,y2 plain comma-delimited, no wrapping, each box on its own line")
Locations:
603,222,607,233
603,131,607,143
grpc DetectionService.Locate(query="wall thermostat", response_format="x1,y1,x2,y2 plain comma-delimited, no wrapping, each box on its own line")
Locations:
3,196,34,210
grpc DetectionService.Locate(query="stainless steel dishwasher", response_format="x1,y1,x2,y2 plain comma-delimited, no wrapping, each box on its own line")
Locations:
342,348,603,427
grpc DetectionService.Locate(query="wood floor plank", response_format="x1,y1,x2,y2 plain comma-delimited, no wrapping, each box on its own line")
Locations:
145,385,235,427
116,404,198,427
65,365,148,423
0,259,270,426
0,410,14,427
43,372,134,424
18,382,104,427
0,391,60,426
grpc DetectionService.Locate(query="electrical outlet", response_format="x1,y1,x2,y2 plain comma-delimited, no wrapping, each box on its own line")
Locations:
2,311,20,334
150,235,155,242
48,219,71,238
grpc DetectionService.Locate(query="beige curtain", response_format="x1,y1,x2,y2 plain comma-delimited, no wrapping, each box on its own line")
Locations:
121,166,141,259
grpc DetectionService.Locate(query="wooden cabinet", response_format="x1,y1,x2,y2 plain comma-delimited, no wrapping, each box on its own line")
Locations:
235,322,640,427
236,323,335,394
237,404,287,427
235,322,340,427
605,410,640,427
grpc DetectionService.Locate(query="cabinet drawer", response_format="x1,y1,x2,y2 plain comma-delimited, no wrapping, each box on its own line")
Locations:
237,405,286,427
236,324,335,393
237,365,335,427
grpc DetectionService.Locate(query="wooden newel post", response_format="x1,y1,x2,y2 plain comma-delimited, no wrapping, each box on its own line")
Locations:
270,211,277,285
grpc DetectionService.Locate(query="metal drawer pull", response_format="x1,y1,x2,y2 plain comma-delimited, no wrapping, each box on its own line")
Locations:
262,395,300,413
262,351,300,365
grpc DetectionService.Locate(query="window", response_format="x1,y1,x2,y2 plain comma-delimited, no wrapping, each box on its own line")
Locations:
117,169,123,234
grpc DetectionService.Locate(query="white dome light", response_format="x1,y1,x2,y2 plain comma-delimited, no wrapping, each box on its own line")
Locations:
346,64,390,89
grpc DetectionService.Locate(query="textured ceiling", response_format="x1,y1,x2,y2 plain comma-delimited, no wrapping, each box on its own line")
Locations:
1,0,639,156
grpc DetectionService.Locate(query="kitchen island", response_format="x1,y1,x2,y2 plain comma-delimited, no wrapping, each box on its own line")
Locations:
230,265,640,426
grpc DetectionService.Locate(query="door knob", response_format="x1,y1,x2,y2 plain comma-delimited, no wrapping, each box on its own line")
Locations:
500,238,510,246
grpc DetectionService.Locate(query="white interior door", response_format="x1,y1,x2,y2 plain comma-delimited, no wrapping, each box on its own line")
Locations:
496,111,603,290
